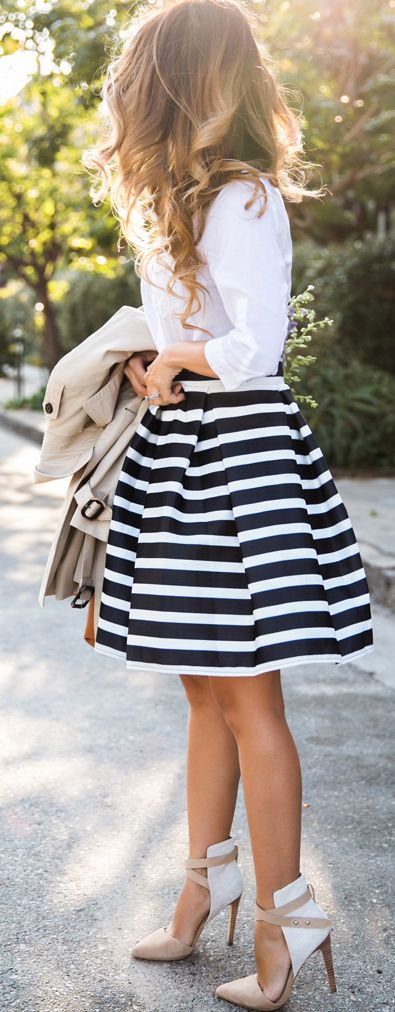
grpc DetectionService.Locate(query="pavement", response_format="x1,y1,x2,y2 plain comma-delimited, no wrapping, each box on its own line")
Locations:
0,425,394,1012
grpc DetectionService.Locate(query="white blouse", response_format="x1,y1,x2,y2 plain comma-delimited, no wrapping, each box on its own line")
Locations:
140,175,292,392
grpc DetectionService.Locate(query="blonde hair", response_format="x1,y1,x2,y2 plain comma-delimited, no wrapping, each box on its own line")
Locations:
84,0,324,331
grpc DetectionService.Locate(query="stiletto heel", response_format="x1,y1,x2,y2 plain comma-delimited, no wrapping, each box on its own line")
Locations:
319,933,337,992
131,835,243,961
227,894,241,945
216,872,336,1010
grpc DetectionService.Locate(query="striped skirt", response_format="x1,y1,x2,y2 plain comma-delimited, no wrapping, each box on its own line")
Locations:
94,371,374,676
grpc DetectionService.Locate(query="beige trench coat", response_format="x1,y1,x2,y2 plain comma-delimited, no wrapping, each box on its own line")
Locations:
35,305,156,640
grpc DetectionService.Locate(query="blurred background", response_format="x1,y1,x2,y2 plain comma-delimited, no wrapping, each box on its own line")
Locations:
0,6,394,1011
0,0,394,472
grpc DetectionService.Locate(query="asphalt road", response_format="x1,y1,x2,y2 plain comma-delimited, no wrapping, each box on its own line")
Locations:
0,426,393,1012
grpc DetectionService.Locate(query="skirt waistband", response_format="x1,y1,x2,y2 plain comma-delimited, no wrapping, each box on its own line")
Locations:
175,367,287,393
177,362,283,382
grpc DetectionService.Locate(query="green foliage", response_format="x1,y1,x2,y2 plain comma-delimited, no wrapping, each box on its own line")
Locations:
327,234,395,374
284,287,333,407
56,261,142,350
289,239,395,471
0,1,131,366
293,232,395,374
5,386,46,411
302,356,395,472
261,0,395,242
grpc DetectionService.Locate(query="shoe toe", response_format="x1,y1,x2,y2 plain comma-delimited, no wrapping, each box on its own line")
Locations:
131,926,194,961
216,974,270,1009
131,927,168,959
215,980,234,1002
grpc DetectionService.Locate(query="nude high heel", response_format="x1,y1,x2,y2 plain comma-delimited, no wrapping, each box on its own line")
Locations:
131,835,243,961
216,872,336,1009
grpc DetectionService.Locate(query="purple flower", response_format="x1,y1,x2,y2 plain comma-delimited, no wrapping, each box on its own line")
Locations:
285,304,298,341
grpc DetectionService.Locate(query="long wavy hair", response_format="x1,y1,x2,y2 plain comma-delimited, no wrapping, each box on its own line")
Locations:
84,0,324,332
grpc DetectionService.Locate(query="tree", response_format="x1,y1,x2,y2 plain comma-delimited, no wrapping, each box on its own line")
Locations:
0,1,132,367
259,0,395,240
0,0,394,367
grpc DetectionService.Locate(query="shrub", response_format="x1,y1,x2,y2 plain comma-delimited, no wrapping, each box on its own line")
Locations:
293,232,395,375
329,234,395,375
56,260,142,351
290,233,395,470
301,355,395,472
5,386,46,411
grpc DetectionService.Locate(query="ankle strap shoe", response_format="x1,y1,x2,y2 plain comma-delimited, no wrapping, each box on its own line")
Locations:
131,835,243,961
216,872,336,1009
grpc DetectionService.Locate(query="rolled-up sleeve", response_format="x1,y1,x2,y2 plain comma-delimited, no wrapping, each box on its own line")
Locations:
201,179,292,391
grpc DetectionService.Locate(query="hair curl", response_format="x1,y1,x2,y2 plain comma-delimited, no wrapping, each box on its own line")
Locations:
84,0,324,332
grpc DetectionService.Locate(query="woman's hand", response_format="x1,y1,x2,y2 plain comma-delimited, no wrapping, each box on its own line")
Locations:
123,350,158,397
144,348,186,406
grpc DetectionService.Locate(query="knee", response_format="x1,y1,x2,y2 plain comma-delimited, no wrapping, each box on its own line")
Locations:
220,699,286,741
179,674,213,710
211,674,286,739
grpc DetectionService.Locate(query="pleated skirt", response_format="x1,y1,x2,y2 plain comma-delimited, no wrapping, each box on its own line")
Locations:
94,372,374,676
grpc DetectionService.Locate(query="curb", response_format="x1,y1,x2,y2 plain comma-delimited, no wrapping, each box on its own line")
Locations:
358,542,395,614
0,409,43,447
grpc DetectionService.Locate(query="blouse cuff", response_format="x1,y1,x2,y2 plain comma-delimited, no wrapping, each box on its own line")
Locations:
203,333,251,392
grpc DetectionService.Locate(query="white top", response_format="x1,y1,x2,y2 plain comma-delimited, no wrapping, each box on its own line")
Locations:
140,175,292,392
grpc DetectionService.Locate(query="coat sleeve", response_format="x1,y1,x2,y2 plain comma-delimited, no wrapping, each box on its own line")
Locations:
42,305,155,396
35,306,155,482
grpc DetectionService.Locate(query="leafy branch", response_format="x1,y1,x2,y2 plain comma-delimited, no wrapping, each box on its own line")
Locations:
283,286,333,407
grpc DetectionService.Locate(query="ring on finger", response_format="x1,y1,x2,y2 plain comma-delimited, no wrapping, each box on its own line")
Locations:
145,391,161,401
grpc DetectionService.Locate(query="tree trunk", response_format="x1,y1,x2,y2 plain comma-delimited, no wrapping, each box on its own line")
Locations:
38,280,62,370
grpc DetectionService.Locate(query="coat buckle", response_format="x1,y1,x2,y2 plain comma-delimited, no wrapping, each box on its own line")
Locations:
81,497,106,520
71,584,94,608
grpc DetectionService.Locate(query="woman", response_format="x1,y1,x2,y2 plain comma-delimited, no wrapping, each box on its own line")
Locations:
85,1,373,1008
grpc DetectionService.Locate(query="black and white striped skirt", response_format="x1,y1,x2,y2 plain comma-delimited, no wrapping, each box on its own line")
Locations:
94,371,373,676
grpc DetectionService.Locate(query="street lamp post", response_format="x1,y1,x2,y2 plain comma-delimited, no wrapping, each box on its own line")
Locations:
9,328,25,400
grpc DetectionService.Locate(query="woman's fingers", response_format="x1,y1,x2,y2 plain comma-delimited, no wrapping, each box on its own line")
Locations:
124,351,157,396
142,350,158,361
123,361,147,397
124,366,185,404
167,387,186,405
149,391,186,406
143,353,186,406
123,350,186,405
146,381,186,406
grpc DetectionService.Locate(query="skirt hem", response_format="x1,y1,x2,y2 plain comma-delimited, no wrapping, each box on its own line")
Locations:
93,640,374,676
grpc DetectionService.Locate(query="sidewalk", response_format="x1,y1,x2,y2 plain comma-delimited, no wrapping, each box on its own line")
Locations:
0,424,393,1012
0,406,45,444
336,477,395,613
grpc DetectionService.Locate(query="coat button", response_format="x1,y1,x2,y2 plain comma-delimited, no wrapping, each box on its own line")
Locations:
44,402,53,414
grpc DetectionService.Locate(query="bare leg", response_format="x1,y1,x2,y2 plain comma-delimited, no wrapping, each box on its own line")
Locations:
168,674,240,946
210,670,302,1002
